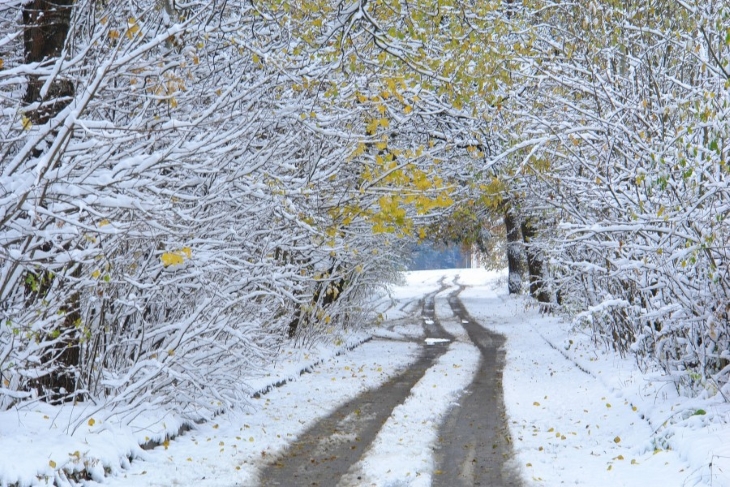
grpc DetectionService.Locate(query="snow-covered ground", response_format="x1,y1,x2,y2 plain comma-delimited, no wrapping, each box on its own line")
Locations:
458,269,730,487
2,269,729,486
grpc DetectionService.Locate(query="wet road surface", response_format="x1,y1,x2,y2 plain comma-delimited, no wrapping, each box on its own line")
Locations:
256,280,520,486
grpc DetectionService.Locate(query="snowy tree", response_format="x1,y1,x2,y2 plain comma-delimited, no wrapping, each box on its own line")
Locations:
0,0,485,418
487,0,730,393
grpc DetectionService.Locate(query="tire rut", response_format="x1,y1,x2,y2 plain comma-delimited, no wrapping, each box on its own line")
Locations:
255,284,452,487
432,285,522,487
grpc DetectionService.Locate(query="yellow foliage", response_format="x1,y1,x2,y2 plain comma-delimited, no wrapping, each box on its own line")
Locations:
161,253,184,267
478,177,506,209
366,118,379,134
125,18,140,39
161,247,192,267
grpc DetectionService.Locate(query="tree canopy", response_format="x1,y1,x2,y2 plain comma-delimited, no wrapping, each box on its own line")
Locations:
1,0,729,418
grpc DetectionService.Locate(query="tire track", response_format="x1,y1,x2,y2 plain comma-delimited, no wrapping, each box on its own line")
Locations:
255,284,453,487
432,283,522,487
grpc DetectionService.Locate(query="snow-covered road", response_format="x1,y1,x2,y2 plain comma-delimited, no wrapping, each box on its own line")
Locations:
3,269,729,486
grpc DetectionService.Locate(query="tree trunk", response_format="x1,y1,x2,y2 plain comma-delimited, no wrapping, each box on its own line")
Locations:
23,0,79,400
23,0,75,124
503,209,525,294
521,218,551,303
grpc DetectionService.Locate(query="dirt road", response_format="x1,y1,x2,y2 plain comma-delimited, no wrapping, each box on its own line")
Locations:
256,283,519,486
432,288,521,486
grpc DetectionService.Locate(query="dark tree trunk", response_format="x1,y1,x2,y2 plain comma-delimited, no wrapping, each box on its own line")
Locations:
23,0,79,400
40,265,82,401
288,268,346,340
521,218,551,303
23,0,75,124
503,209,525,295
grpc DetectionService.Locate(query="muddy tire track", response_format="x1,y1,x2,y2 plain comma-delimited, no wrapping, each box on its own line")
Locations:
432,284,522,486
255,284,452,487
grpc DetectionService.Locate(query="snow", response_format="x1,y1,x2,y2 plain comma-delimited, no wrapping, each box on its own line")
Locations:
346,340,480,486
346,292,481,486
456,268,730,487
2,268,730,486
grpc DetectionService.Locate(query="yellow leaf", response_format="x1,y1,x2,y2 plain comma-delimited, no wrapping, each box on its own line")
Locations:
163,438,170,449
181,247,192,259
91,269,101,279
21,115,32,131
88,418,95,426
533,402,540,406
379,118,389,128
98,219,110,227
49,460,57,469
126,17,140,39
366,118,379,134
404,105,412,114
0,59,3,69
614,436,621,443
161,252,184,267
